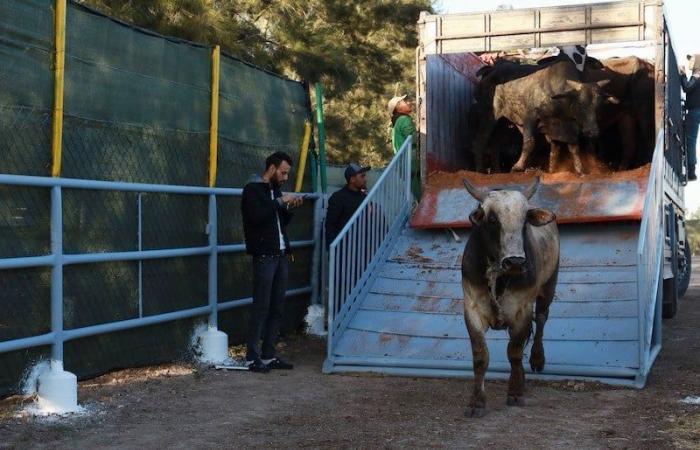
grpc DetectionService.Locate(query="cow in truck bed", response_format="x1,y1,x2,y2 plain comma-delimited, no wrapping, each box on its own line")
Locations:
473,60,618,175
460,177,559,417
584,56,655,169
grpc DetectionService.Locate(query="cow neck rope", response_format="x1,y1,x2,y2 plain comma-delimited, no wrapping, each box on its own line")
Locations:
486,259,509,328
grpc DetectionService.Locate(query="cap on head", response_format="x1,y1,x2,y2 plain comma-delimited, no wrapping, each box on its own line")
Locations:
344,163,371,182
691,54,700,74
387,95,407,116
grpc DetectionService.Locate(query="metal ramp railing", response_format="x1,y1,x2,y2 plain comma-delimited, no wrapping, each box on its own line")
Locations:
326,137,413,362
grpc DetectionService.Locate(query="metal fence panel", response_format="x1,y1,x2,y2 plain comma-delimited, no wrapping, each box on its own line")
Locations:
0,0,318,398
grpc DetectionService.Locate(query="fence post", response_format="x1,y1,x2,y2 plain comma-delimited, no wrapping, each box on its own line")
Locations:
198,194,229,364
196,45,229,364
37,185,80,413
294,121,312,192
208,45,220,187
315,84,328,193
405,136,412,203
35,0,81,415
51,0,66,178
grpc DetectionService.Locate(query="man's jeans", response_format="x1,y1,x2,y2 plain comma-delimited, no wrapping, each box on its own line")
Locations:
246,255,288,361
685,107,700,173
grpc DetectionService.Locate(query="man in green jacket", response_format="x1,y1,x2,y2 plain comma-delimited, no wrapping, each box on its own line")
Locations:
387,95,420,198
388,95,416,154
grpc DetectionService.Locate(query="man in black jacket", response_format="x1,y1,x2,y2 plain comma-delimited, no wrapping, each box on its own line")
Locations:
241,151,303,372
681,55,700,181
325,163,370,246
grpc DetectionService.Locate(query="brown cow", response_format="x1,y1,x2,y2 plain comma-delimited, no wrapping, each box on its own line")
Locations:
490,61,618,175
583,56,655,169
461,177,559,417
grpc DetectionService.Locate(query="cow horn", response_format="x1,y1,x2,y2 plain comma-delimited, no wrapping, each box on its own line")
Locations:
522,177,540,200
462,178,486,202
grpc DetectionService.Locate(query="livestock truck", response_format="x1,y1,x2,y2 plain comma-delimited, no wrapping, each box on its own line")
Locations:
323,0,690,387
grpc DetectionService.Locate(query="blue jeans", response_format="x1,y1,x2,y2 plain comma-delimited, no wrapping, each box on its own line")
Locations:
685,108,700,172
246,255,288,361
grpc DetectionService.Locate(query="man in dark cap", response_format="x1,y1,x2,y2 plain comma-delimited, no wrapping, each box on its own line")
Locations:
325,163,370,246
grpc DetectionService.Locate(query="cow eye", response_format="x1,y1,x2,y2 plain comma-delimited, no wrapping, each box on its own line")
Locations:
488,212,498,224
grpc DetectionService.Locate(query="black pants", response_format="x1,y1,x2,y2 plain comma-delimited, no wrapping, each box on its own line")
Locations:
246,254,289,361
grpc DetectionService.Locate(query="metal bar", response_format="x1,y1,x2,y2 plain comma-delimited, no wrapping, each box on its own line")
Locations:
137,193,143,318
0,241,313,269
327,244,336,346
0,332,55,354
330,365,640,388
0,174,322,198
431,20,644,42
208,194,218,327
309,195,323,305
50,186,63,361
294,121,312,192
0,255,54,270
1,286,312,354
63,306,212,342
51,0,67,177
63,246,212,265
332,356,640,378
208,46,220,187
218,286,312,312
315,84,328,193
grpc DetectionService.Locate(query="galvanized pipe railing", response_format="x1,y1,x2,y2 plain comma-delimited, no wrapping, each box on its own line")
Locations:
0,174,321,363
636,130,665,375
327,136,412,356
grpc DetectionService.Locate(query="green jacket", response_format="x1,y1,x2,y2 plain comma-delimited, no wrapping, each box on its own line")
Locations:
391,114,415,154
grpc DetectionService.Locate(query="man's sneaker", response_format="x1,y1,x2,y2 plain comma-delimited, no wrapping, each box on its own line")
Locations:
245,358,270,373
262,357,294,370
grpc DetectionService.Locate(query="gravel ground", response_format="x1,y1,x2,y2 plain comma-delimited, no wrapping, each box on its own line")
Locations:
1,273,699,449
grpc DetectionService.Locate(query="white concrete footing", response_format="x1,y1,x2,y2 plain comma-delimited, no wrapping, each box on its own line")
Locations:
36,360,81,414
197,326,229,364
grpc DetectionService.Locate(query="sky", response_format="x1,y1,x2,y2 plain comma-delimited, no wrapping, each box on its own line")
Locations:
436,0,700,215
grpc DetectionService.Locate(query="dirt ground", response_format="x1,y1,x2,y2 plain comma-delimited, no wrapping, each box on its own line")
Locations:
1,275,699,449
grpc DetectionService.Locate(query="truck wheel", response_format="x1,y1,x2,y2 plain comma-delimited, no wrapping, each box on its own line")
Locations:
677,242,692,299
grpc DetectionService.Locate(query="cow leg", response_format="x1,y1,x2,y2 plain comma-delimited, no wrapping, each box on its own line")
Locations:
506,319,531,407
548,141,560,173
511,124,535,172
473,118,497,173
567,143,585,175
531,270,556,373
464,309,489,418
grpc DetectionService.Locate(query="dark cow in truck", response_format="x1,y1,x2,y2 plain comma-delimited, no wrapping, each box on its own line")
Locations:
460,177,559,417
584,56,655,169
472,60,619,175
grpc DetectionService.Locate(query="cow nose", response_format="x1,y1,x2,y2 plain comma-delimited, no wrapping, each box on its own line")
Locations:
502,256,526,271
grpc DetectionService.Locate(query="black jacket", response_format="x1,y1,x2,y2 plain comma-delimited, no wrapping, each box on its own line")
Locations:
241,175,293,255
325,186,366,246
682,74,700,110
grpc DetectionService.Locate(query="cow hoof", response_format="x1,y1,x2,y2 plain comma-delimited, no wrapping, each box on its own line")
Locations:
506,395,526,407
530,356,545,373
511,165,525,172
466,407,487,418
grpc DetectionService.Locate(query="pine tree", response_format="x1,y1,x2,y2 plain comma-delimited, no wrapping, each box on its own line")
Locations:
78,0,433,166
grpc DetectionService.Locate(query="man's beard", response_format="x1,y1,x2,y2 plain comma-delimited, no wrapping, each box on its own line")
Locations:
270,175,282,189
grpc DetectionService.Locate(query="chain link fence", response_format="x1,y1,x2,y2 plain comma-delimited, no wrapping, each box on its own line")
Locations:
0,0,316,397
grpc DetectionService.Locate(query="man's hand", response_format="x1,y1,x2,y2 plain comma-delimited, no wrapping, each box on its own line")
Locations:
281,194,304,208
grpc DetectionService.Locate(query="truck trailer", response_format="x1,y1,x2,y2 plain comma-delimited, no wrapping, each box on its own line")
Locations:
323,0,690,387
